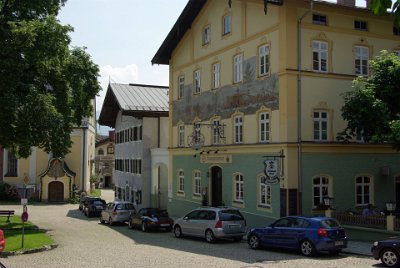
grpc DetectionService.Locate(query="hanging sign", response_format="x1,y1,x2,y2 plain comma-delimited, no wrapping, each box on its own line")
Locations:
263,160,279,184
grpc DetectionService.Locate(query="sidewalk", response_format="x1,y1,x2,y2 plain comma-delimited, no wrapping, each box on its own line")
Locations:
342,240,372,256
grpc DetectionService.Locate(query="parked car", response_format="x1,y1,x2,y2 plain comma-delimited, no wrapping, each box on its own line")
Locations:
128,208,173,232
173,207,247,243
372,236,400,267
100,201,136,225
247,216,347,256
83,197,106,217
0,229,5,252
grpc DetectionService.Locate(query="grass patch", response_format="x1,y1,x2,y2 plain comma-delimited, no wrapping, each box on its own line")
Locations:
89,189,101,197
0,215,55,252
3,229,54,252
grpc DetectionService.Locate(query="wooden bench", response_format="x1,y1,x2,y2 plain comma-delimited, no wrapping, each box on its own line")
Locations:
0,210,15,223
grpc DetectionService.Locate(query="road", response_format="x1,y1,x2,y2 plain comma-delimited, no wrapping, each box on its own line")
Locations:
0,191,379,268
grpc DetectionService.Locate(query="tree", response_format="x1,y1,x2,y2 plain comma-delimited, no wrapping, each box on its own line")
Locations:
0,0,100,158
338,51,400,149
369,0,400,26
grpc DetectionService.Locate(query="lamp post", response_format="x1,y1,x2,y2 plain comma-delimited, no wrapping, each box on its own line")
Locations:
323,196,334,217
386,201,396,231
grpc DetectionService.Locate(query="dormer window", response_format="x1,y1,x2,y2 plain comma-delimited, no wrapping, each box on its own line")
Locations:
354,20,368,31
312,14,327,26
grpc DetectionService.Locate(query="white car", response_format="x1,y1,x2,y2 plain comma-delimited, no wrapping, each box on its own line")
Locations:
100,201,136,225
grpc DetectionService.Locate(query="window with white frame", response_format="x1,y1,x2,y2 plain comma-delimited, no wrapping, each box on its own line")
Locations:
178,76,184,99
355,46,369,76
193,171,201,196
356,176,371,205
212,62,220,89
259,176,271,207
5,151,17,177
313,176,329,207
234,173,244,202
178,125,185,147
354,20,368,31
233,54,243,83
212,119,220,145
203,25,210,45
313,111,328,141
234,115,243,143
312,41,328,72
259,112,270,143
178,170,185,193
259,44,270,76
223,14,231,35
194,69,201,94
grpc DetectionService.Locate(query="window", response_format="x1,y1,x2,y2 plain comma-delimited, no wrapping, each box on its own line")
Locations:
234,115,243,143
313,111,328,141
178,125,185,147
259,177,271,207
193,171,201,196
233,54,243,83
312,14,327,25
98,148,104,155
194,69,201,94
356,176,371,205
354,20,368,31
312,41,328,72
178,170,185,193
212,62,220,89
203,25,210,45
212,119,220,145
136,190,142,205
313,176,329,207
394,27,400,36
259,112,270,143
355,46,369,76
223,14,231,35
178,76,184,99
234,174,244,202
5,151,17,177
259,44,270,76
107,146,114,154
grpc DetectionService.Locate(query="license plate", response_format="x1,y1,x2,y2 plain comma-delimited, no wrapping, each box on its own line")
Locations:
229,224,240,228
160,224,170,227
96,206,103,210
335,241,344,246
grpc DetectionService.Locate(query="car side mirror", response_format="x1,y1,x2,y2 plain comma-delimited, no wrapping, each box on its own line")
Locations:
184,216,189,220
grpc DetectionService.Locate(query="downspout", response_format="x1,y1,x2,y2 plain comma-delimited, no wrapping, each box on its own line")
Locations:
297,0,313,215
82,121,88,192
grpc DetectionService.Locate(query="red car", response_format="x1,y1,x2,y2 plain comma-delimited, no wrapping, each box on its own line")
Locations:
0,229,5,252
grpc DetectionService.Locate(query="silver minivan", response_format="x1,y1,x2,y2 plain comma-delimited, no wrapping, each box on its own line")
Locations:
173,207,247,243
100,201,136,225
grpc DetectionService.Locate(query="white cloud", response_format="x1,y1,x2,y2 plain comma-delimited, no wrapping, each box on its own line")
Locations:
97,64,140,111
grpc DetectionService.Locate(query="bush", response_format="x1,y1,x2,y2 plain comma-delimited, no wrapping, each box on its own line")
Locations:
0,182,10,200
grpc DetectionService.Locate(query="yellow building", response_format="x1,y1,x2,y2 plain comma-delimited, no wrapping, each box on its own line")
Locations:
1,98,96,202
152,0,400,225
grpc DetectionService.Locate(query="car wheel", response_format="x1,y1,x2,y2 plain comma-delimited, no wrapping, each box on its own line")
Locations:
128,220,133,229
205,229,215,243
141,222,148,232
100,215,105,224
381,248,399,267
174,225,182,238
109,217,114,226
248,234,260,249
299,239,316,257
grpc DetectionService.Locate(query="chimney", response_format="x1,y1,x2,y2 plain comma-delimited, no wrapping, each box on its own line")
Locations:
109,130,115,140
337,0,356,6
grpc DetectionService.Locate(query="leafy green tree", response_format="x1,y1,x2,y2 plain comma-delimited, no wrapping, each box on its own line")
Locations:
0,0,100,158
369,0,400,26
338,51,400,149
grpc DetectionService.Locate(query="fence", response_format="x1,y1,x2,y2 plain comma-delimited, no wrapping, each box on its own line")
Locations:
333,211,387,230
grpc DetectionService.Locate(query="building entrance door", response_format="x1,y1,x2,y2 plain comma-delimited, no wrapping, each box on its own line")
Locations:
211,166,222,207
48,181,64,202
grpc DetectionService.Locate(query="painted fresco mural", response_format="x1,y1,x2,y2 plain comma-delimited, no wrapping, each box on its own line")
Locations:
172,57,279,125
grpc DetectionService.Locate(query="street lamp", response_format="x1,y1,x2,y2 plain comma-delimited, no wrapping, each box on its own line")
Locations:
386,201,396,215
323,196,334,209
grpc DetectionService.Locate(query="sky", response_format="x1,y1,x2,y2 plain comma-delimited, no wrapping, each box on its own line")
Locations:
58,0,366,134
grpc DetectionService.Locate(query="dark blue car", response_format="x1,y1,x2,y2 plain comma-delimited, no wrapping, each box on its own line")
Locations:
247,216,347,256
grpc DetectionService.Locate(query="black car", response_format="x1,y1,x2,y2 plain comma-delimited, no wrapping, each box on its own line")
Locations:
83,197,106,217
372,236,400,267
128,208,173,232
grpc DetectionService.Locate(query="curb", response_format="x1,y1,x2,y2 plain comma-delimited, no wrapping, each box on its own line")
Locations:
0,244,58,257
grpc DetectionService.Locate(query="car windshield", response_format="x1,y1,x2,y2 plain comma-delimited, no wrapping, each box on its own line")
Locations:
93,200,105,205
147,209,168,217
320,219,340,228
218,210,244,221
125,203,135,210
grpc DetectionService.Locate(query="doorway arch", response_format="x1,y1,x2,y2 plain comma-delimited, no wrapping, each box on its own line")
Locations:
211,166,223,207
48,181,64,202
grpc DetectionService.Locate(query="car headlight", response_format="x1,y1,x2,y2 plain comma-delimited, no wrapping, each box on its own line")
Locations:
373,241,379,247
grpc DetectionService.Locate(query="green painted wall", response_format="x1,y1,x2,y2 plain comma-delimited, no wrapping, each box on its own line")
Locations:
302,153,400,215
168,153,283,228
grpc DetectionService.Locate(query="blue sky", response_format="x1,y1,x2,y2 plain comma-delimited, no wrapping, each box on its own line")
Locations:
58,0,366,134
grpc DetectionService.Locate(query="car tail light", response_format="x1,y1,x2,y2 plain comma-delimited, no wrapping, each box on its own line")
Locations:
215,220,223,228
317,228,328,237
